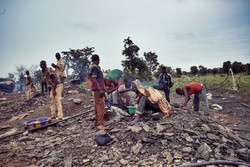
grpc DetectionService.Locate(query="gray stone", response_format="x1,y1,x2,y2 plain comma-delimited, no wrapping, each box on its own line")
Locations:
222,136,228,143
200,133,207,139
186,136,194,142
198,143,212,160
183,147,192,153
45,129,56,136
164,133,175,137
73,98,82,104
237,148,248,153
161,139,168,145
142,124,151,132
207,133,220,140
64,154,72,167
67,98,74,101
174,152,182,159
46,157,58,166
128,126,142,133
18,136,30,142
119,159,129,165
132,142,143,154
201,124,211,131
25,145,35,150
183,129,199,136
156,123,166,133
166,153,173,164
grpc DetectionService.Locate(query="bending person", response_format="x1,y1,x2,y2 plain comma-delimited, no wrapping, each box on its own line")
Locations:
131,80,172,124
176,82,210,116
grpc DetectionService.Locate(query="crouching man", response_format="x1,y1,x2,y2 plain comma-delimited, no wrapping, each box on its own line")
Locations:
40,60,63,120
176,82,210,116
130,79,172,124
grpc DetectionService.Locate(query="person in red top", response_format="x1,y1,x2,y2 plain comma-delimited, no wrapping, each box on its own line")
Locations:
176,82,209,116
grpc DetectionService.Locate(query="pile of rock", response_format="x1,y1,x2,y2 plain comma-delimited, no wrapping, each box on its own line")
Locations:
0,106,249,166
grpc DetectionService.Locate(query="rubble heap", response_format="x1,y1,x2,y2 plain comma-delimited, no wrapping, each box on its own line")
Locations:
1,105,249,166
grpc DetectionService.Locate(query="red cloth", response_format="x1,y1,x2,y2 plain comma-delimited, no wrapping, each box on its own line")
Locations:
185,82,202,95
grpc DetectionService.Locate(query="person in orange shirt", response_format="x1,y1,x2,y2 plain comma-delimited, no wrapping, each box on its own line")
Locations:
176,82,210,116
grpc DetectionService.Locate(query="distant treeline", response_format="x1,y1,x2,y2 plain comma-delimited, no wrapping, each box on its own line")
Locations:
3,37,250,92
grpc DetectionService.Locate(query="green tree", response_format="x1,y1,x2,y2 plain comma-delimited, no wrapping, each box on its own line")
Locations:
222,61,231,74
231,61,244,74
190,66,198,75
121,37,151,79
143,52,159,72
212,68,219,76
245,63,250,75
198,65,208,75
176,68,182,77
62,46,94,82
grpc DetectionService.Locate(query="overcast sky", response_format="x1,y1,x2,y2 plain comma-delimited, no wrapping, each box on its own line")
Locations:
0,0,250,77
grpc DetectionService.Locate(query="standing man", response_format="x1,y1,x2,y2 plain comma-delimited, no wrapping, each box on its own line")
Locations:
176,82,210,116
88,54,108,130
25,70,38,101
40,60,63,120
52,53,66,96
154,66,173,102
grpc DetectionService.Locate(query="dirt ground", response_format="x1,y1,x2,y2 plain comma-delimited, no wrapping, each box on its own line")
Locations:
0,87,250,166
1,87,250,141
0,89,94,136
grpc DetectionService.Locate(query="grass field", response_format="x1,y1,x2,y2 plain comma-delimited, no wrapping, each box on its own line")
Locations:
81,74,250,96
171,74,250,96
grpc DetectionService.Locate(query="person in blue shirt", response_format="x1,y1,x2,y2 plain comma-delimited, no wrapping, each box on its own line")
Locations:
154,66,173,102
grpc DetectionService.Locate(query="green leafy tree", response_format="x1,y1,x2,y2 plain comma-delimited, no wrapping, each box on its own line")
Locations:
212,68,219,76
121,37,151,79
198,65,208,75
62,46,94,82
190,66,198,75
143,52,159,72
231,61,244,74
176,68,182,77
222,61,231,74
245,63,250,75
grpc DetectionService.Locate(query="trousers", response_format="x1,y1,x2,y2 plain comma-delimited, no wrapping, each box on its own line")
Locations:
49,83,63,119
136,96,161,115
25,84,39,101
193,86,209,115
94,90,105,127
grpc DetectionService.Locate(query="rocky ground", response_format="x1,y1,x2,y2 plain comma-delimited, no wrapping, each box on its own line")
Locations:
0,86,250,167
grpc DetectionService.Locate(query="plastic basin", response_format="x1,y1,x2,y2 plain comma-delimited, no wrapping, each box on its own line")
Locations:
24,117,51,129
